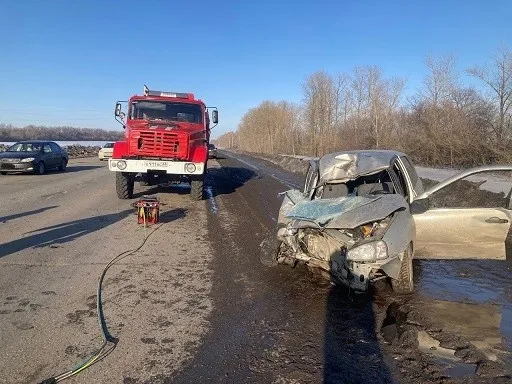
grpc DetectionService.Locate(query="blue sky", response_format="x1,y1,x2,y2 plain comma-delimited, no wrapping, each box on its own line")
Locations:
1,0,511,138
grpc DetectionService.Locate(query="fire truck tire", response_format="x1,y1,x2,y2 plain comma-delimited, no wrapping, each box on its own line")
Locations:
116,172,134,199
190,178,204,201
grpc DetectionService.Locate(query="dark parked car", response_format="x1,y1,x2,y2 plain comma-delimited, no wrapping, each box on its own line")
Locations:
0,141,69,175
208,143,217,159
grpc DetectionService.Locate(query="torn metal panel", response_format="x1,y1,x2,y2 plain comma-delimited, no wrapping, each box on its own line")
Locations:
318,150,404,184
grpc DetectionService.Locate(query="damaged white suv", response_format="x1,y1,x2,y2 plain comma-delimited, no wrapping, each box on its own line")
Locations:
271,150,512,293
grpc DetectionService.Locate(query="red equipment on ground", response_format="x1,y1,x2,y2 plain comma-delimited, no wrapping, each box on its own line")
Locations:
133,196,160,225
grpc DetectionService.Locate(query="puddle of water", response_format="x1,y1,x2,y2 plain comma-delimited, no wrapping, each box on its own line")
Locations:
417,260,504,302
415,260,512,360
418,330,477,378
438,357,476,378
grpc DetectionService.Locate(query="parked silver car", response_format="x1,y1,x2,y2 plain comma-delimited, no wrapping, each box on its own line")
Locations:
270,150,512,293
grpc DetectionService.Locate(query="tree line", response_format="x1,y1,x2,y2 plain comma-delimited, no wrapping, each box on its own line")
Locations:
0,124,123,141
215,48,512,167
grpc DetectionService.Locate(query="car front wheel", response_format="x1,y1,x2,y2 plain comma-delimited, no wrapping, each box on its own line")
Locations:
34,162,45,175
390,244,414,294
58,159,67,172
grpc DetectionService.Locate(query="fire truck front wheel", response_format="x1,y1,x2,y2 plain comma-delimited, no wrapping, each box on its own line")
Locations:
190,177,204,201
116,172,135,199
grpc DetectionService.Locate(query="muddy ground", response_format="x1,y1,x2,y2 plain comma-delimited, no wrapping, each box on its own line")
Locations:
209,150,512,384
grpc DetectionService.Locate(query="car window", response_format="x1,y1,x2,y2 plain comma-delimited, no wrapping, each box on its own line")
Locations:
104,143,114,148
400,156,424,195
8,142,41,152
392,161,409,199
43,144,52,153
401,156,418,185
426,171,512,209
50,143,61,153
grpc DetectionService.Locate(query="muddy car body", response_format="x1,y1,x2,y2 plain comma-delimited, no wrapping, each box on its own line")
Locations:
274,150,512,293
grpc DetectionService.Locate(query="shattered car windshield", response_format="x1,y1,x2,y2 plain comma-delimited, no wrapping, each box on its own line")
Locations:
130,101,203,124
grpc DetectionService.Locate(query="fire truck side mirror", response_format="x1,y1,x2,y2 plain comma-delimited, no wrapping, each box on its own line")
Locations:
115,102,123,117
212,110,218,124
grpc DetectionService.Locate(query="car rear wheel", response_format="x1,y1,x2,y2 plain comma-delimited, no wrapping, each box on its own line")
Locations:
34,162,45,175
0,172,7,175
58,159,67,172
391,244,414,294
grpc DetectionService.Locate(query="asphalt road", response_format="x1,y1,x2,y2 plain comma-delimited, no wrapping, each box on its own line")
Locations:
0,155,510,384
0,159,213,384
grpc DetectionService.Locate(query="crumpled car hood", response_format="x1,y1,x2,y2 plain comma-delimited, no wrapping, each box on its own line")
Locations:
280,190,408,229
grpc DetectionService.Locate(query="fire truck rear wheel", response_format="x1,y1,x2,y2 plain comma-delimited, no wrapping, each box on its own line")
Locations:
116,172,134,199
190,178,204,201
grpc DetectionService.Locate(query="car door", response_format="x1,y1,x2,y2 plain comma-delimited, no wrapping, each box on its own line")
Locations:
50,142,64,164
42,143,56,168
410,165,512,260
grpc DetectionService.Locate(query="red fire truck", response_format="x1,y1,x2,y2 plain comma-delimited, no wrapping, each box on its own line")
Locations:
109,86,218,200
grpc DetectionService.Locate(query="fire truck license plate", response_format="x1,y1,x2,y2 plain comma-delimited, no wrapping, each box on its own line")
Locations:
144,161,168,168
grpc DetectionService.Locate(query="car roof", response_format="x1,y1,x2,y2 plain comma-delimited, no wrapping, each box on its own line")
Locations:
15,140,55,144
317,149,407,183
322,149,406,161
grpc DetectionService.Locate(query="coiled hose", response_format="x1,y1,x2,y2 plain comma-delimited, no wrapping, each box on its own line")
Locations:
39,208,158,383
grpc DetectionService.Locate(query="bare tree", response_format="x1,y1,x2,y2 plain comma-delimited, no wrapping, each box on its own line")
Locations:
467,47,512,142
220,47,511,168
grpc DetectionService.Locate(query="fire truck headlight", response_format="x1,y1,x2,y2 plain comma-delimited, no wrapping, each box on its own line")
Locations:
116,160,127,170
185,163,196,173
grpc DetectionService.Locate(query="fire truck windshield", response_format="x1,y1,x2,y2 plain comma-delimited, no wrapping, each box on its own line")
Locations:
130,101,203,124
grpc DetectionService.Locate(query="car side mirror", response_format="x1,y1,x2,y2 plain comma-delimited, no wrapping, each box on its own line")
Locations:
410,198,429,214
212,110,218,124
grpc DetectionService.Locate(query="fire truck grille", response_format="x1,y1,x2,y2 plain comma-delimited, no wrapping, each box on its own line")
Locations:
136,131,188,158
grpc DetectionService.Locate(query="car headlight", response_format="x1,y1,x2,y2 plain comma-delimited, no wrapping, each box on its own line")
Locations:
116,160,127,170
20,157,35,162
346,241,388,262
